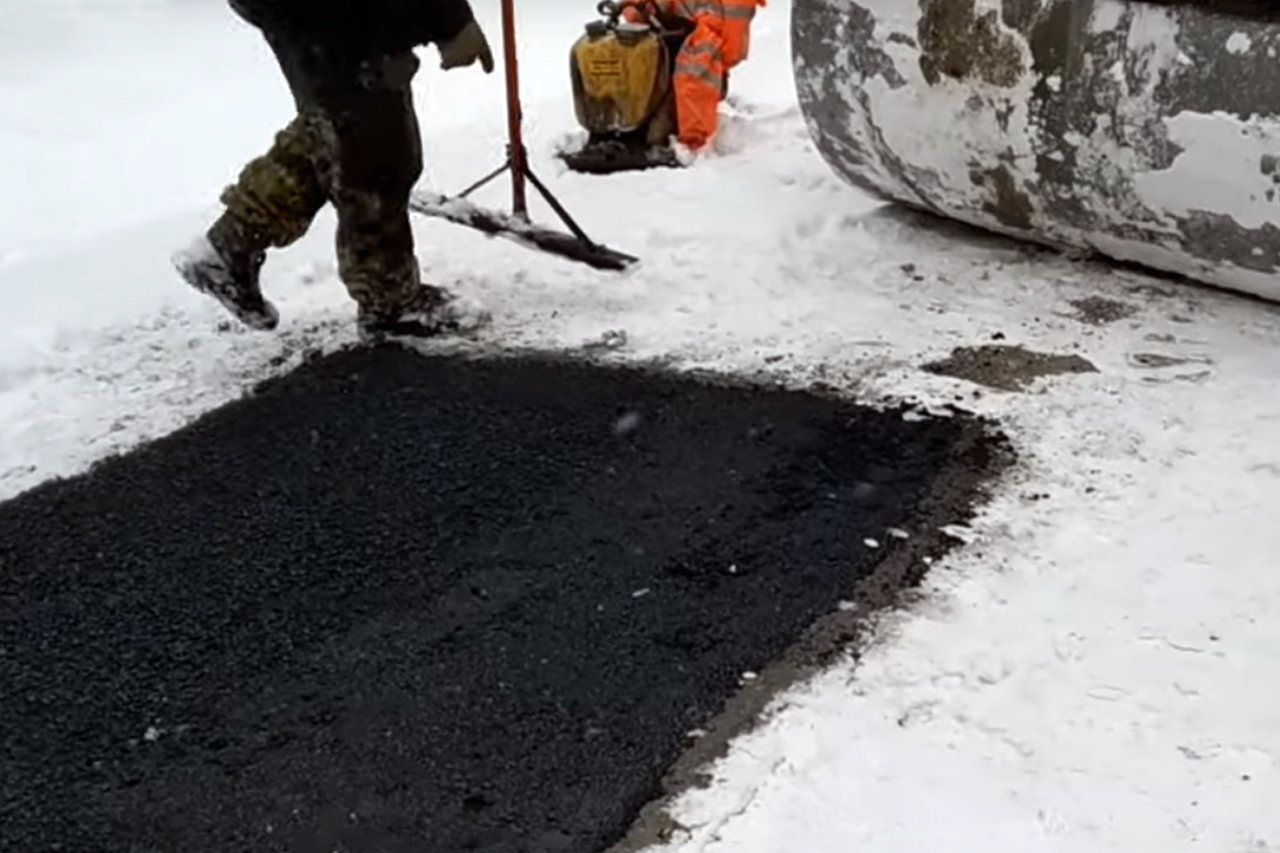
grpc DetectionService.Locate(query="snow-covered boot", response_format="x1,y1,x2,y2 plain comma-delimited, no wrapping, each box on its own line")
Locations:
172,217,279,331
357,286,490,343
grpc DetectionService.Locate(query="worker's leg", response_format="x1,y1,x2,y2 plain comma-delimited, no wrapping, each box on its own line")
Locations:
210,29,351,276
173,32,337,330
173,116,326,330
312,53,439,324
671,23,727,149
217,117,328,254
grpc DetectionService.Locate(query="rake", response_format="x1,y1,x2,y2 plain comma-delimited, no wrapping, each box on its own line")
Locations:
411,0,639,271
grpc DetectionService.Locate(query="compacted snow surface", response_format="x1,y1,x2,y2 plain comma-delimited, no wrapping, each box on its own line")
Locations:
2,2,1277,850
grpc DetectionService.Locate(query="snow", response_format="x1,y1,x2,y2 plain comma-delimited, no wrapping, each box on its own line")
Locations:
3,2,1278,851
1227,32,1253,56
1135,111,1279,232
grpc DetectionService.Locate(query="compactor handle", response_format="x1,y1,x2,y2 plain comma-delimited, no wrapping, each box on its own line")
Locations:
597,0,660,27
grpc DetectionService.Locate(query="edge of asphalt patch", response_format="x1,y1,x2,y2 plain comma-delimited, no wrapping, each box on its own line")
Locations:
0,344,1010,853
607,368,1008,852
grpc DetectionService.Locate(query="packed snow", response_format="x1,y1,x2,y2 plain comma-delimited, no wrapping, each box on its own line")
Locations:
2,1,1277,851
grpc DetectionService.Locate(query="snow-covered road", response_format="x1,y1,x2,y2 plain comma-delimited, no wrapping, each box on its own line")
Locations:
2,2,1277,850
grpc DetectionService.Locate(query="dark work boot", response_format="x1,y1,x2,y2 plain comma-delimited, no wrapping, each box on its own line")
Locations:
172,215,279,331
356,285,490,343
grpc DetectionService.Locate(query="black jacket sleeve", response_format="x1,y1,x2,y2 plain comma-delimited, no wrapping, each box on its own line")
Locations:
229,0,477,51
409,0,477,45
369,0,479,51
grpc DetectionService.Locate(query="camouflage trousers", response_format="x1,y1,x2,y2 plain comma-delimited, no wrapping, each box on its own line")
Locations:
218,49,426,316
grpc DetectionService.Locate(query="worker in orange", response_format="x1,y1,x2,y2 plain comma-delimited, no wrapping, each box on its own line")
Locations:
628,0,766,151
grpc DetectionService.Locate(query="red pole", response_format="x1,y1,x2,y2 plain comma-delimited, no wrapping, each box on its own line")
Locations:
501,0,528,219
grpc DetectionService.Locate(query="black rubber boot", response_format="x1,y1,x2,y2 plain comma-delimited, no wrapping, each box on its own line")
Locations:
356,286,490,343
172,216,279,331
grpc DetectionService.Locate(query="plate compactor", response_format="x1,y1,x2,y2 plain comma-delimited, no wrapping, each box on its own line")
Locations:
560,1,695,174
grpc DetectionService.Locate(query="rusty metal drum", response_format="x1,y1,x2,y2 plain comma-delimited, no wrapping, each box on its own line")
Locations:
792,0,1280,301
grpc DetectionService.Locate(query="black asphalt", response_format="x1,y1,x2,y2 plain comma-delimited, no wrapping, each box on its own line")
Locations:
1,348,981,853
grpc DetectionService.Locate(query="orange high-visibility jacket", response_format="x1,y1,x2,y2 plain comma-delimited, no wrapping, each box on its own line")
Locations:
650,0,764,67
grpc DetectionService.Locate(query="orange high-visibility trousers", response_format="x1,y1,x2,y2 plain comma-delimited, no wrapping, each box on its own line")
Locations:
671,20,725,149
630,0,765,149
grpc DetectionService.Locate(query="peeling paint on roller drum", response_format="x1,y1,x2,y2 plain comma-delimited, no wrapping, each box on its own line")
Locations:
918,0,1025,87
792,0,1280,302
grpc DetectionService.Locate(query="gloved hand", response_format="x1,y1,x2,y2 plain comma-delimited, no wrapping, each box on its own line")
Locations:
439,20,495,73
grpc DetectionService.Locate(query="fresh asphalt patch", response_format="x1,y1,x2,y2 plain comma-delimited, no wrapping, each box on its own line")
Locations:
0,347,998,853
